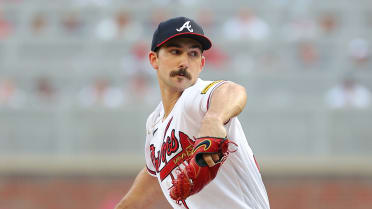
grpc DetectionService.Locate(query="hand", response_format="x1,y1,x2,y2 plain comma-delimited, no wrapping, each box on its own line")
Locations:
169,137,236,202
202,153,221,167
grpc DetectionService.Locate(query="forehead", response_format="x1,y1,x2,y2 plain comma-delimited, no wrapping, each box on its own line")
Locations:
163,37,202,49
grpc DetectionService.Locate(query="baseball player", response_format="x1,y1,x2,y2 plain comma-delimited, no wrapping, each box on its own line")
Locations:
115,17,270,209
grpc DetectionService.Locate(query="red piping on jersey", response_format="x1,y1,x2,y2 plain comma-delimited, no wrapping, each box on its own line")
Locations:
206,94,211,110
206,81,231,125
206,80,225,110
146,165,157,176
253,155,261,172
163,117,173,140
182,200,190,209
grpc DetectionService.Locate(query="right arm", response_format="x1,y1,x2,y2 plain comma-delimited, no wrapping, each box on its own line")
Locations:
115,167,166,209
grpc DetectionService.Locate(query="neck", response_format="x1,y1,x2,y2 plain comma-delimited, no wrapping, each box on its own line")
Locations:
160,86,182,120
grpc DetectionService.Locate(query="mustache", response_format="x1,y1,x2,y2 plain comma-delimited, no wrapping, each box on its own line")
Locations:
169,67,192,80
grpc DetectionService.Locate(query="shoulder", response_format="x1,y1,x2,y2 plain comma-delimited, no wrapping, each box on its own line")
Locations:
187,78,227,95
213,81,246,93
196,79,246,99
183,79,238,113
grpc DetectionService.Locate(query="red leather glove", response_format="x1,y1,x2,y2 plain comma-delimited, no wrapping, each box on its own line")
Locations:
169,136,236,203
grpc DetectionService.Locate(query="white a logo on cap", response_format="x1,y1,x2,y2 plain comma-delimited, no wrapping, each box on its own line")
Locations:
176,21,193,32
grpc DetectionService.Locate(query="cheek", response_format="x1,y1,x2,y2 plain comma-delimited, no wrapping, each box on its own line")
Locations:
159,57,175,69
158,61,173,77
190,65,202,81
193,60,203,72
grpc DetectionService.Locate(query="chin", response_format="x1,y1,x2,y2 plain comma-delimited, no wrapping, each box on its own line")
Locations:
173,84,188,92
173,81,192,92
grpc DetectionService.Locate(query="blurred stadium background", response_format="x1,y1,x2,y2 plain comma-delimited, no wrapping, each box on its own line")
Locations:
1,0,372,208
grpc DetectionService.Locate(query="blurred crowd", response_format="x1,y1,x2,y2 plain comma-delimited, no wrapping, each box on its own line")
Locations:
0,75,159,108
1,73,371,109
0,1,371,109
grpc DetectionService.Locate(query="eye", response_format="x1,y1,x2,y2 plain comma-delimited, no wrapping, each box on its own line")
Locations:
170,49,180,55
189,51,200,57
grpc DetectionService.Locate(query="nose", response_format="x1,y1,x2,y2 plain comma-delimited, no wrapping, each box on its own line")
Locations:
178,53,190,69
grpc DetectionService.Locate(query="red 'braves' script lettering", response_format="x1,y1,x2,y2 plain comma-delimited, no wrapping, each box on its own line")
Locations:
150,130,195,181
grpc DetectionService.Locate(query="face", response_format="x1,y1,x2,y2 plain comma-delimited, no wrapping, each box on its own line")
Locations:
149,37,205,92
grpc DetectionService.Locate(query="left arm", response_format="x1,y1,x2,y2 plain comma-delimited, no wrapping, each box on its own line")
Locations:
198,82,247,166
169,82,248,201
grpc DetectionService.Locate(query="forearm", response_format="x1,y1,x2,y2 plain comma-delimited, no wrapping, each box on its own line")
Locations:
115,167,165,209
198,116,226,137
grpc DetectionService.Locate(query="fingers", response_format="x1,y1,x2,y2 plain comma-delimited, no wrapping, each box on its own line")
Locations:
203,154,220,167
203,154,215,167
212,153,220,163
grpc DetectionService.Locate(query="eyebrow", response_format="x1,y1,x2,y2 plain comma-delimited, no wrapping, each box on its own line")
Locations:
191,45,203,51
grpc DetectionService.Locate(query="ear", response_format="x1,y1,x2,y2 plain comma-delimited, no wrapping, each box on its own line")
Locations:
149,51,159,70
200,56,206,71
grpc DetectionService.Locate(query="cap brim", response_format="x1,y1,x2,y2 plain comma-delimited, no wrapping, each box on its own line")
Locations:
155,32,212,51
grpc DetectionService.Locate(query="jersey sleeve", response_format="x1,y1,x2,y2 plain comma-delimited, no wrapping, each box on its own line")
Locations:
200,80,228,113
144,114,157,177
182,80,228,125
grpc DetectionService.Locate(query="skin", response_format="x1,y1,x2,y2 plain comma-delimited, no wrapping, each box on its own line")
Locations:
149,37,206,119
115,37,247,209
114,168,166,209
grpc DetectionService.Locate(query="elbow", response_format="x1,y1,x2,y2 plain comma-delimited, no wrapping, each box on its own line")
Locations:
229,82,247,113
238,83,248,103
240,85,248,111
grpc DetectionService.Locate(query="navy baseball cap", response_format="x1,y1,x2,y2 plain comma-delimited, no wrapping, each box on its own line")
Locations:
151,16,212,52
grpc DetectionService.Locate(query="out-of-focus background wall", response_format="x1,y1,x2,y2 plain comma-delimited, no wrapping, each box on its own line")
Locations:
0,0,372,208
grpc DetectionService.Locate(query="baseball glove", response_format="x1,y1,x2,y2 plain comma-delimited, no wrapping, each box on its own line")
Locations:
169,136,237,203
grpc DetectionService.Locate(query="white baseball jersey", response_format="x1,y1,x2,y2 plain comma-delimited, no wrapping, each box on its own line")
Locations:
145,78,270,209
